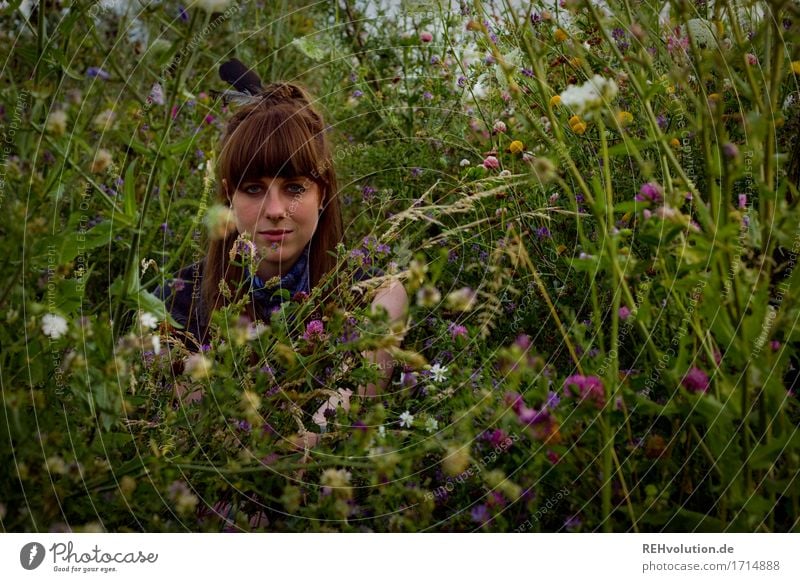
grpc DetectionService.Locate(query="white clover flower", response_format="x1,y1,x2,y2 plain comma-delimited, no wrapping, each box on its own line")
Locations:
429,363,449,383
139,312,158,330
425,417,439,433
184,353,212,380
45,110,68,136
377,425,386,438
42,314,68,339
399,410,415,428
459,159,471,167
559,74,618,119
151,335,161,355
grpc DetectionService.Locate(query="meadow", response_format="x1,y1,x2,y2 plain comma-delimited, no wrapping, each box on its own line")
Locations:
1,0,799,532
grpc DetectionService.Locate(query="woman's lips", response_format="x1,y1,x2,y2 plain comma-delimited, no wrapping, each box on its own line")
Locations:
258,230,292,242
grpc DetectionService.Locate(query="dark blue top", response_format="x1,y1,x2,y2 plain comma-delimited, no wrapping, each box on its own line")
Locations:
154,244,384,346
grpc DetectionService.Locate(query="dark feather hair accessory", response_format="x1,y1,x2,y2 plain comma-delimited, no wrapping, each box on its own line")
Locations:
216,58,264,107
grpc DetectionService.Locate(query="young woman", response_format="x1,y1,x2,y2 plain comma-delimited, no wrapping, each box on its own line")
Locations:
156,60,408,420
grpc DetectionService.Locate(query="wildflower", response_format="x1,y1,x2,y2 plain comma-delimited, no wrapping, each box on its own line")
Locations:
559,74,618,119
499,169,511,177
91,149,113,173
471,504,490,524
399,410,414,428
302,319,326,342
42,314,68,339
792,61,800,74
425,417,439,433
680,18,718,49
536,226,551,239
147,82,164,106
545,390,561,410
493,120,507,133
571,121,587,135
139,311,158,330
416,285,441,308
564,515,582,531
616,111,633,126
448,322,468,340
86,67,110,80
320,468,352,498
771,340,781,352
429,362,449,382
563,374,605,408
184,354,212,380
635,182,664,204
92,109,116,132
459,158,471,167
151,335,161,355
723,142,739,160
745,53,758,66
618,306,631,320
423,91,433,100
670,138,681,148
45,111,67,136
682,367,710,393
352,89,363,98
204,204,236,240
419,31,433,43
482,155,500,169
168,481,198,514
738,194,747,209
509,140,524,154
550,95,561,108
554,28,568,42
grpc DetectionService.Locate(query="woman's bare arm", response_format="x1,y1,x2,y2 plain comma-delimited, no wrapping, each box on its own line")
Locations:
359,278,409,398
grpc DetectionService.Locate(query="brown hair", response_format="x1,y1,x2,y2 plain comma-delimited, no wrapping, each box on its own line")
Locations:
201,82,344,325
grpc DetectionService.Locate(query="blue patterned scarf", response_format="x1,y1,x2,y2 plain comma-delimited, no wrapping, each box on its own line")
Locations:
243,243,311,319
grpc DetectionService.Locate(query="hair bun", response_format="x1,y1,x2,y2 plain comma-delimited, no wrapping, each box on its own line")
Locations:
258,82,308,104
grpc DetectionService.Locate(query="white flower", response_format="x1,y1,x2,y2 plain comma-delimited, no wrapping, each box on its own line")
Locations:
430,363,448,383
425,417,439,433
184,354,212,380
45,110,68,136
377,425,386,438
399,410,414,428
92,109,116,132
247,322,268,340
559,74,618,119
151,335,161,355
139,312,158,330
42,314,68,339
194,0,232,13
459,159,471,167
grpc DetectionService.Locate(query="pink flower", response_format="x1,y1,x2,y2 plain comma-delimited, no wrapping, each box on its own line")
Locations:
746,53,758,66
618,306,631,320
483,155,500,169
448,322,468,340
682,367,710,393
738,194,747,209
770,340,781,352
492,120,507,133
419,31,433,43
563,374,605,408
302,319,326,341
635,182,663,204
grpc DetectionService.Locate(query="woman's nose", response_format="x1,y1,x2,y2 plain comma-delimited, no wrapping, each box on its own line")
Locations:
261,186,288,221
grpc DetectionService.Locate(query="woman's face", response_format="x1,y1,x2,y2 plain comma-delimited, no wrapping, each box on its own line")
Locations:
225,175,323,279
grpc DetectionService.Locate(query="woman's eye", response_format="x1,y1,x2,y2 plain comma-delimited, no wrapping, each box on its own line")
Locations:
243,185,262,195
286,183,306,194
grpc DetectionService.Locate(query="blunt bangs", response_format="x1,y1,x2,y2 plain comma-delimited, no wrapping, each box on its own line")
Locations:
223,105,325,190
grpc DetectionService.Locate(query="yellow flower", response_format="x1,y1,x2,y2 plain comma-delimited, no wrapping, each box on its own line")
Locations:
554,28,568,42
792,61,800,75
616,111,633,126
568,114,581,128
569,57,581,68
509,140,524,154
669,138,681,148
550,95,562,108
708,93,721,102
571,122,587,135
